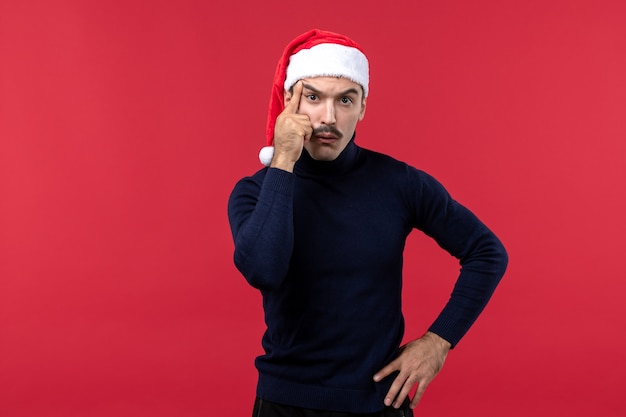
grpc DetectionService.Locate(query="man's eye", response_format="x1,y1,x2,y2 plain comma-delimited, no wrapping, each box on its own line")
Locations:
306,94,318,101
341,97,353,104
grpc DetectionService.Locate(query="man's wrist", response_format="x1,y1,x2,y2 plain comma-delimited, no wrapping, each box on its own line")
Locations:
269,153,297,172
424,331,452,351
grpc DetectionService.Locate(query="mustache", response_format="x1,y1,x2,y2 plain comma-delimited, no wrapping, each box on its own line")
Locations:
312,125,343,139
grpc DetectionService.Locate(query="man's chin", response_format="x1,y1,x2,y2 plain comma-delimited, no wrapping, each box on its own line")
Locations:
309,152,338,162
305,141,348,161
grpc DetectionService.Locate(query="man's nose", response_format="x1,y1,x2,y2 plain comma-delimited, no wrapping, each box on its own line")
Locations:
321,101,336,125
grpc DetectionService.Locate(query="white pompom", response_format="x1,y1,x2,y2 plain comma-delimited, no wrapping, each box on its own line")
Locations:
259,146,274,166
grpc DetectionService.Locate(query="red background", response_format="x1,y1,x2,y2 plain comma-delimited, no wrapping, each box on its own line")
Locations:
1,1,625,416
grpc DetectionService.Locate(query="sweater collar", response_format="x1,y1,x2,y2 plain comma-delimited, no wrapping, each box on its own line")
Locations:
295,134,360,176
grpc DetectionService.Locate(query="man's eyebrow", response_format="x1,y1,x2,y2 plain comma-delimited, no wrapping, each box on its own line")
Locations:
339,88,360,96
301,83,321,94
302,83,360,97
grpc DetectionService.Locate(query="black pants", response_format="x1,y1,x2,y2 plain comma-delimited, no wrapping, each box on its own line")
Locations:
252,397,414,417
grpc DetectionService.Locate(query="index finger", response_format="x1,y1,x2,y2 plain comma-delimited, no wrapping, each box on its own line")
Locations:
284,81,304,114
373,356,400,382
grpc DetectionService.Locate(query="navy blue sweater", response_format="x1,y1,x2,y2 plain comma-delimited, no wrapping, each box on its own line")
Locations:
228,139,508,413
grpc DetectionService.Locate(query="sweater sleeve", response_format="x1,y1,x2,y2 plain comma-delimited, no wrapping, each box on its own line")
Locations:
227,168,296,291
409,168,508,347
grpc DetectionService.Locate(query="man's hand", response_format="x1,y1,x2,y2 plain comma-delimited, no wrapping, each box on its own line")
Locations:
373,331,451,409
270,81,312,172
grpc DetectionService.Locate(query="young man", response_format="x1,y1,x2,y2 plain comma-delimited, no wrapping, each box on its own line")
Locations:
228,29,508,416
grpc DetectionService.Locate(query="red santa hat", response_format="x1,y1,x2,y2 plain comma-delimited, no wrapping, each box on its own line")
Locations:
259,29,369,165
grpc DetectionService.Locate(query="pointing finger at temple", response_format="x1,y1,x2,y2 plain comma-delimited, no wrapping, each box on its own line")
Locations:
284,81,303,114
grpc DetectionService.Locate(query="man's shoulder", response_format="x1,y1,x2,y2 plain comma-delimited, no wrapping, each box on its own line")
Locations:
357,146,429,177
359,146,406,167
237,166,270,181
232,166,298,196
358,147,449,197
230,166,269,192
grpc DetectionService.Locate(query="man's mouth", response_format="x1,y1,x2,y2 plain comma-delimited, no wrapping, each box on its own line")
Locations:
312,126,342,141
315,133,338,140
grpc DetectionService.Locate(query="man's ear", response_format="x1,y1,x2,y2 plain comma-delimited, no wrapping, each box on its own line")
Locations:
283,89,292,107
358,98,367,121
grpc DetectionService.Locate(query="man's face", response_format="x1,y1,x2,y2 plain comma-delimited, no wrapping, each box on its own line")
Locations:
284,76,367,161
